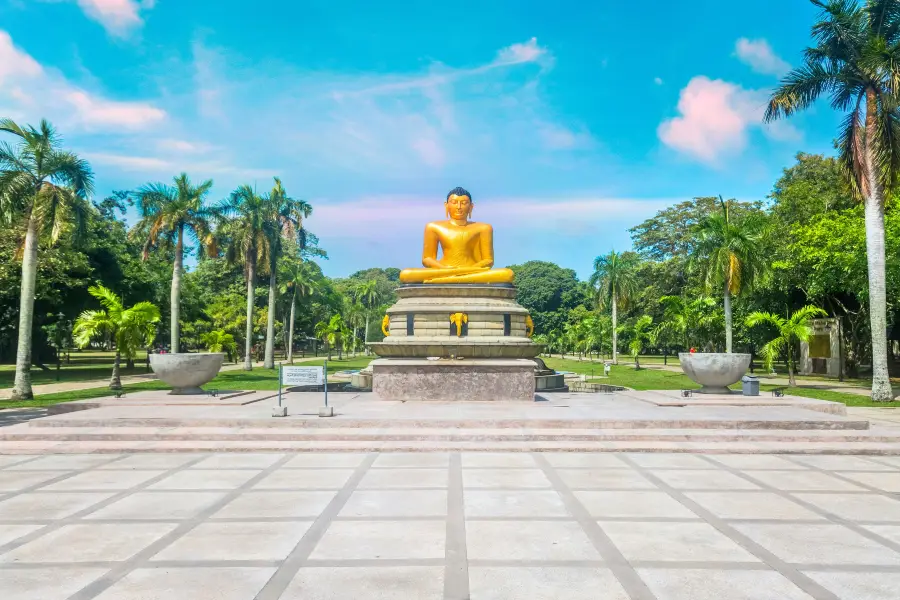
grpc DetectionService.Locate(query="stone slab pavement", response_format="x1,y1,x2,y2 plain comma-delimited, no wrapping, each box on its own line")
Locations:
2,450,900,599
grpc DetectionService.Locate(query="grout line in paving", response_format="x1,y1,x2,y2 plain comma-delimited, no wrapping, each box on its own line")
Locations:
0,455,46,470
302,558,447,568
620,454,840,600
444,452,469,600
65,454,292,600
0,454,209,556
777,454,900,497
532,452,657,600
252,452,378,600
0,454,131,503
701,454,900,561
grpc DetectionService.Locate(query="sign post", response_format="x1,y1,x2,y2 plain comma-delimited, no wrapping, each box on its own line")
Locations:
273,364,334,418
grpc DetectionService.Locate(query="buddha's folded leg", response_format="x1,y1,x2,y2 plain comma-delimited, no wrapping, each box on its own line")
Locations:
425,268,514,284
399,266,487,283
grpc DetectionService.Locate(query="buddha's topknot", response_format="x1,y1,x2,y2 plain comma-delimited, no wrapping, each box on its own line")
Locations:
446,186,472,202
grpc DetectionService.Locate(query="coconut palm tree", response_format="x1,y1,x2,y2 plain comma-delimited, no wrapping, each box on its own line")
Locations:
692,197,767,353
217,185,270,370
132,173,216,353
355,279,381,352
746,305,828,386
262,178,312,369
764,0,900,400
73,285,160,390
589,250,639,364
0,119,94,401
279,259,317,364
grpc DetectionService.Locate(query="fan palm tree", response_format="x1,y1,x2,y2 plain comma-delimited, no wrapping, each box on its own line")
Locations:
692,197,767,353
217,185,271,370
746,305,828,386
355,279,382,351
589,250,639,364
764,0,900,400
279,259,317,363
132,173,216,353
0,119,94,400
262,178,312,369
73,285,160,390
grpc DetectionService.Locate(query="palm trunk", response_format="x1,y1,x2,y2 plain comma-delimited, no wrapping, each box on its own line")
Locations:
264,269,276,369
723,284,733,353
287,291,296,364
787,353,796,387
109,350,122,390
864,88,893,401
170,225,184,353
611,292,618,365
352,326,359,356
11,214,39,401
364,313,370,354
244,258,256,371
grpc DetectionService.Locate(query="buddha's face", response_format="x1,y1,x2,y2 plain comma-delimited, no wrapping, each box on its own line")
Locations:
445,194,472,221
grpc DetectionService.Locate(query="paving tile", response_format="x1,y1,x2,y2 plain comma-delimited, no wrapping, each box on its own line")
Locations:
339,489,447,518
41,469,167,491
465,490,569,518
462,468,551,489
358,468,447,489
575,490,699,519
707,455,808,471
373,453,450,468
733,522,900,565
541,453,628,469
149,469,261,490
215,490,337,518
745,470,867,492
836,472,900,492
627,454,714,469
0,470,71,492
804,570,900,600
96,454,199,470
469,567,629,600
556,468,656,490
650,469,760,491
0,523,43,546
685,491,822,521
93,566,275,600
1,522,178,563
311,520,445,560
862,524,900,545
151,521,312,561
0,456,38,469
281,566,444,599
3,567,107,600
638,568,814,600
0,492,114,520
6,455,120,470
466,521,600,560
255,468,354,490
283,453,367,468
790,455,895,471
794,493,900,522
86,491,226,520
462,453,538,468
189,453,285,469
601,521,759,562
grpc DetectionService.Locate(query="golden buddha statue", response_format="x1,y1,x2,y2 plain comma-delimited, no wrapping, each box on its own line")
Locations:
399,187,515,284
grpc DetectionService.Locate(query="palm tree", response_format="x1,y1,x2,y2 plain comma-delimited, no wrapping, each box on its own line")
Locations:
355,279,381,352
279,259,317,364
589,250,639,364
692,197,767,353
132,173,215,353
200,329,238,362
656,295,719,350
343,298,365,356
218,185,270,370
746,305,828,386
73,285,160,390
262,178,312,369
0,119,94,400
765,0,900,400
314,314,346,361
623,315,655,369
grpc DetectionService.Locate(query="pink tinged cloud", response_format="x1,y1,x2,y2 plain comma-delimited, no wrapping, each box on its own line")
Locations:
76,0,150,36
0,32,42,82
65,90,165,129
734,38,790,77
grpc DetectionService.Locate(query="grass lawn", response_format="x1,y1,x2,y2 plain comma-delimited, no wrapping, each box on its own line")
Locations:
0,350,153,387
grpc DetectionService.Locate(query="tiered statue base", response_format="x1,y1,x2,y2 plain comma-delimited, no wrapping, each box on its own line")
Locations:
371,358,535,402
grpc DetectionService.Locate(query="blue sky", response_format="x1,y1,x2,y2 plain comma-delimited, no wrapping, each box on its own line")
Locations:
0,0,841,279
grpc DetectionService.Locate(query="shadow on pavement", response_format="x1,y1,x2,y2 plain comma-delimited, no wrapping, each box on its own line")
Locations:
0,408,48,427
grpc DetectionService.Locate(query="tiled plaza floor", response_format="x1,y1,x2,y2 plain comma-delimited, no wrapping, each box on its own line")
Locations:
2,452,900,599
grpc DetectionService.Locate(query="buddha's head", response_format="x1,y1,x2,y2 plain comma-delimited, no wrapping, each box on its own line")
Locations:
445,186,473,221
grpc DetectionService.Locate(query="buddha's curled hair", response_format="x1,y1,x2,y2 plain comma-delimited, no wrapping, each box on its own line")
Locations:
446,186,472,202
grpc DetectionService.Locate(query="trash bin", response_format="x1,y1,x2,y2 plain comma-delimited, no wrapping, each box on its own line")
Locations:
741,375,760,396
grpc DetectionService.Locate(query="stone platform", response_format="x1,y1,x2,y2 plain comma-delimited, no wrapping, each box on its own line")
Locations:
371,358,534,402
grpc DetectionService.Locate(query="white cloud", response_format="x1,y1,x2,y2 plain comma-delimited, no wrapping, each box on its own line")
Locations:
735,38,790,77
658,75,799,165
74,0,154,37
654,77,664,86
493,37,547,66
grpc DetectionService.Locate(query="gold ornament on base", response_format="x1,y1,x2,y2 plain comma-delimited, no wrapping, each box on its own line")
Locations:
381,315,390,337
449,312,468,337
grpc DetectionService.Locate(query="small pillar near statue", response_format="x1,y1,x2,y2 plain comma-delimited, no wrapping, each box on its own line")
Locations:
800,318,844,378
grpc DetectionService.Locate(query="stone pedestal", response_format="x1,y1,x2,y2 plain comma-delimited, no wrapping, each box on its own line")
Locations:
371,358,535,402
800,318,843,378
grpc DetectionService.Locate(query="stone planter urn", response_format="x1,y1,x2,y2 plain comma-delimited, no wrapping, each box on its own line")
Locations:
679,352,751,394
150,353,225,395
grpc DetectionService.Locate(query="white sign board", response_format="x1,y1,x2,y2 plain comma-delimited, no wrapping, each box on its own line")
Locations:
282,366,324,386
